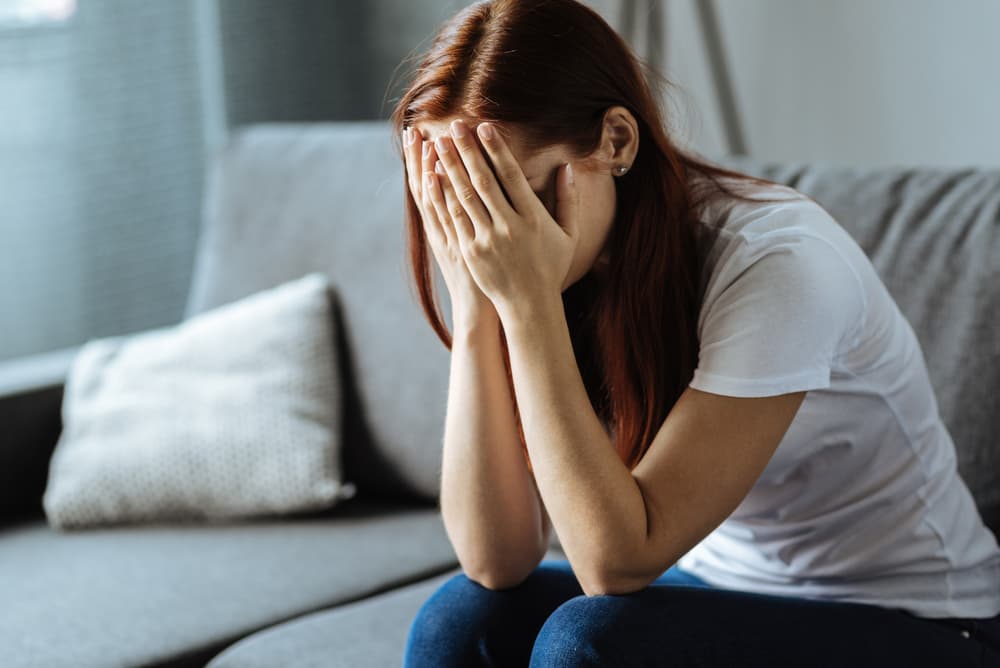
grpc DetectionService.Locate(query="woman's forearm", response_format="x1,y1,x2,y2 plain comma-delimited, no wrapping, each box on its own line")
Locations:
439,314,547,589
498,294,645,595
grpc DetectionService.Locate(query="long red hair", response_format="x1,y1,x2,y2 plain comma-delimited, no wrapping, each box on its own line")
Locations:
389,0,796,474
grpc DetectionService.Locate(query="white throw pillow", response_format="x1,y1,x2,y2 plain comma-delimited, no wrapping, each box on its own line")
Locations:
42,272,356,530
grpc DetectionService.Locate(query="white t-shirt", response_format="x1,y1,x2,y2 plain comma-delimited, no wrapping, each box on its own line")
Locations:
675,177,1000,619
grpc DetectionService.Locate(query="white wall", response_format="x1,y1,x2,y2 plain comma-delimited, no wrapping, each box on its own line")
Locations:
654,0,1000,167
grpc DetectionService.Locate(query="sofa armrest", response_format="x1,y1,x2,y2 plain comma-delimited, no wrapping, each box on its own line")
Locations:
0,346,80,525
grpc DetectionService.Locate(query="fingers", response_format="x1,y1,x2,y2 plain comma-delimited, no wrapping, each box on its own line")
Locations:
422,138,463,245
474,121,543,218
555,162,580,238
433,134,491,239
430,159,476,244
422,169,457,250
404,126,449,250
403,126,423,205
439,120,516,227
420,132,436,180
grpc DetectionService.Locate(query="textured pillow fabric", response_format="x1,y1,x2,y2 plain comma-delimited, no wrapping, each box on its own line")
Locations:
42,272,355,531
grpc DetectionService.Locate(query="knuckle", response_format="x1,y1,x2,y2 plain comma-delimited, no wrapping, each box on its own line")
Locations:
499,165,521,182
471,237,493,256
449,203,465,219
460,186,477,202
474,174,493,190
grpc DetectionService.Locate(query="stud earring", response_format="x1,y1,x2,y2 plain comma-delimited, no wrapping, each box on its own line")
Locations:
614,165,629,176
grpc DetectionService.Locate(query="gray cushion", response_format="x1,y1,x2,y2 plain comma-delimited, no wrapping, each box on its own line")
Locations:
205,545,568,668
709,156,1000,533
43,272,355,530
185,122,451,504
0,500,457,668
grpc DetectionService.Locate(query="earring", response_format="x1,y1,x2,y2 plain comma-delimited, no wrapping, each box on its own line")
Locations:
614,165,629,176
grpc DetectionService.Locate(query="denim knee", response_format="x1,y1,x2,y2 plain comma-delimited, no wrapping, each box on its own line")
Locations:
529,595,614,667
404,563,587,668
403,572,495,668
530,590,694,667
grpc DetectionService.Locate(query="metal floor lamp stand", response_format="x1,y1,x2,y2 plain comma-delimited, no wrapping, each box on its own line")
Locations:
620,0,748,156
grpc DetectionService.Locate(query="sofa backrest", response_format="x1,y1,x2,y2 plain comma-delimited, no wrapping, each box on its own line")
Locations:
184,122,998,534
185,121,450,504
712,156,1000,534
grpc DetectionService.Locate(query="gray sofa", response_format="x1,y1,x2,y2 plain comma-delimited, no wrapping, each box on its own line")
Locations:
1,120,997,667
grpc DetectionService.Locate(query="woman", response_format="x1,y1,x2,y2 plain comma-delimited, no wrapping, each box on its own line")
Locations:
392,1,1000,665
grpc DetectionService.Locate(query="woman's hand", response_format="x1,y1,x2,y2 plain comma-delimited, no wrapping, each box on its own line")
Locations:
403,126,497,329
430,119,580,324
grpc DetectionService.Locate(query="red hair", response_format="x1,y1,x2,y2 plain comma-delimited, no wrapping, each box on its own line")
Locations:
389,0,795,474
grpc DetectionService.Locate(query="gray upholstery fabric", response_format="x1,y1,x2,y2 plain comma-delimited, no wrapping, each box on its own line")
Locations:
43,272,353,530
0,501,457,668
205,546,567,668
185,121,451,503
206,570,458,668
708,156,1000,532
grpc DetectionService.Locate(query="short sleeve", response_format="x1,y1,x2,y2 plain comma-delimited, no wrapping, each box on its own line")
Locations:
689,233,866,397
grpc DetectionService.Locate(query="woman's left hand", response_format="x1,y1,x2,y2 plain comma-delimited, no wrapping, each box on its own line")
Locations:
429,118,580,322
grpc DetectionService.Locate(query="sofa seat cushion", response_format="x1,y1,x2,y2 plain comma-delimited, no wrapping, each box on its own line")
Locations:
0,500,456,668
205,545,568,668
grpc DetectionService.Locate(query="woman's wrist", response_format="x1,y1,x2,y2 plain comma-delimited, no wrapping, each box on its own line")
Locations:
452,303,500,342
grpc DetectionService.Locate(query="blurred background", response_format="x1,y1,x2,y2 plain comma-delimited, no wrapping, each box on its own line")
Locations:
1,0,997,366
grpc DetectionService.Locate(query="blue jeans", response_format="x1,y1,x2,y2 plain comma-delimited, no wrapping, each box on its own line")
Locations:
403,558,1000,667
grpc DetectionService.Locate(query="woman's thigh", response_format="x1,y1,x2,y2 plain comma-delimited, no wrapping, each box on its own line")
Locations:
529,581,1000,667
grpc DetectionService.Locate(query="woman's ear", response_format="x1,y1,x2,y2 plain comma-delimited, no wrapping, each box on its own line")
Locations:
598,106,639,172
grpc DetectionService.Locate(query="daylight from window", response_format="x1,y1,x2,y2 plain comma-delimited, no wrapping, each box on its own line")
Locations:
0,0,75,26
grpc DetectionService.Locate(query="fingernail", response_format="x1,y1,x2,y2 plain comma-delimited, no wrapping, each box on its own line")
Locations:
566,162,574,185
422,142,432,158
435,160,445,174
435,136,449,154
450,119,467,139
478,123,495,141
403,127,411,145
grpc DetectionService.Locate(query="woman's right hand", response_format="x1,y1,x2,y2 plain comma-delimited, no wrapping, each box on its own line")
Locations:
403,126,497,329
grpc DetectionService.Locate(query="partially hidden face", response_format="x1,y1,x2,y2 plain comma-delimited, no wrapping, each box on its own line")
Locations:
412,117,617,290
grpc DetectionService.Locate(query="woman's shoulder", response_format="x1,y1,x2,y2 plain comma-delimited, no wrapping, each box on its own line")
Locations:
692,178,868,309
692,175,863,273
695,176,820,233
